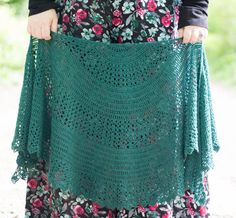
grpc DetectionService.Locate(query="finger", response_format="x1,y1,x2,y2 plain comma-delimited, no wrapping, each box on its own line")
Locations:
182,27,192,44
201,29,208,40
51,15,58,33
33,25,43,39
31,26,37,38
189,28,199,43
42,23,51,40
178,28,184,38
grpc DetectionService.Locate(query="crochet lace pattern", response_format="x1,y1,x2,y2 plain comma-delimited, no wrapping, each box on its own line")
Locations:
11,31,220,210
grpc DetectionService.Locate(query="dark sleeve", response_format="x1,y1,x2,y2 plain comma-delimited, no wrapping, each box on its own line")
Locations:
177,0,209,29
28,0,58,16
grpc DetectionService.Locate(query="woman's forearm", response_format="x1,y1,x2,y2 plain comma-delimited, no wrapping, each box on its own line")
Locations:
28,0,58,16
178,0,209,29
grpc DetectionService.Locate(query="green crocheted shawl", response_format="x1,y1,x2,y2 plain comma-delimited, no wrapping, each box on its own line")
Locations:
11,31,220,210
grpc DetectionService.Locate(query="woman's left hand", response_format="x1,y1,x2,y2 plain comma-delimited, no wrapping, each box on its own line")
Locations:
177,25,208,44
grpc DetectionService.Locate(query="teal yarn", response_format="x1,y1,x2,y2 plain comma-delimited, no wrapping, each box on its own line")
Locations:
11,31,220,210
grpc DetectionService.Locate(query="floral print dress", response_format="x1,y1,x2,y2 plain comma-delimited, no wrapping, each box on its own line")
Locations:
24,0,211,217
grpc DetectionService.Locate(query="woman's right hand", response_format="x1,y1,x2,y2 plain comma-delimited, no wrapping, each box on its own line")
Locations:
27,9,58,40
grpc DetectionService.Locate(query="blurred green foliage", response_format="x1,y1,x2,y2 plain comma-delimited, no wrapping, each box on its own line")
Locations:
0,1,28,85
0,0,26,15
205,0,236,87
0,0,236,87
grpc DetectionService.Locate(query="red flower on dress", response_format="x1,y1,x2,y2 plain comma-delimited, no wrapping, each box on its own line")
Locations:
148,203,159,211
147,37,155,42
41,172,48,180
73,205,85,215
108,209,113,218
199,206,208,216
92,202,101,214
62,23,67,31
161,210,172,218
27,178,38,189
137,204,146,213
187,206,195,216
32,199,43,208
147,0,157,12
62,14,70,23
76,9,88,19
112,17,123,26
118,36,123,43
161,14,171,27
92,24,103,35
162,213,170,218
31,208,40,215
44,182,49,191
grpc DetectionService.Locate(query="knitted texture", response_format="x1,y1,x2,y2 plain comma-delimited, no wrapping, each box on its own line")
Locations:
11,31,220,210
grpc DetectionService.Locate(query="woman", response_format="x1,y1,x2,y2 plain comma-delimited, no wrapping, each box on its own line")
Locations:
24,0,211,217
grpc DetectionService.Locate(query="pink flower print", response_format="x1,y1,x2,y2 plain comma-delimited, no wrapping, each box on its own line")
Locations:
118,36,123,43
75,18,82,25
136,7,145,16
165,11,172,19
199,206,208,216
52,211,56,218
108,209,113,218
112,17,123,26
49,193,53,207
72,1,79,7
27,178,38,189
137,204,146,213
190,196,195,203
161,15,171,27
147,37,154,42
113,9,121,17
92,202,101,214
73,205,85,215
162,209,173,218
162,213,170,218
32,199,43,208
41,172,48,180
62,14,70,23
203,176,208,185
62,23,67,32
167,209,173,216
92,24,103,35
147,0,157,12
148,203,159,211
76,9,87,20
31,208,40,215
187,206,195,216
44,182,49,191
184,193,193,203
174,5,179,15
175,14,179,23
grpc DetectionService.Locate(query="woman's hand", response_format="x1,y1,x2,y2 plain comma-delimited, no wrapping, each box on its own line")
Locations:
27,9,58,40
177,25,208,44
